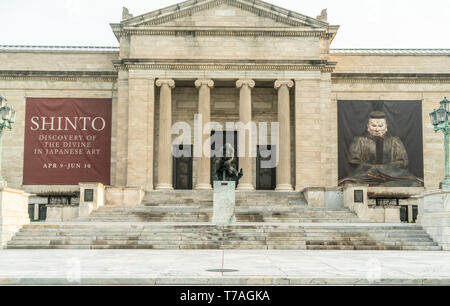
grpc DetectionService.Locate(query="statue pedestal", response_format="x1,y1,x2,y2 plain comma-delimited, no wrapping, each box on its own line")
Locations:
213,181,236,225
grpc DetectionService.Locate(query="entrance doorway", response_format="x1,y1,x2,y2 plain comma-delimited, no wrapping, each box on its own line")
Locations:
172,144,193,190
210,131,239,186
256,145,277,190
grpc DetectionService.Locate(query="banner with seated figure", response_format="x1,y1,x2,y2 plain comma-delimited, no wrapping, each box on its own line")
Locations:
338,100,424,187
23,98,112,185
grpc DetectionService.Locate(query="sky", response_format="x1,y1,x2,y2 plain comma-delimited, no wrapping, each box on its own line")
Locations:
0,0,449,48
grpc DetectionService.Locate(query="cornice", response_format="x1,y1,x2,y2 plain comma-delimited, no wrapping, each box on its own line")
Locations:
113,59,337,73
0,45,119,53
0,70,117,82
331,49,450,55
115,27,327,38
332,73,450,84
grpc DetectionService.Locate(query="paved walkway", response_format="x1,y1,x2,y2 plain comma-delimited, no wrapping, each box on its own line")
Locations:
1,249,450,285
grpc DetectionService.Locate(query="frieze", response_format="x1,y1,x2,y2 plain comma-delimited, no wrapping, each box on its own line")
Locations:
0,70,117,82
332,73,450,84
113,60,337,73
117,28,327,38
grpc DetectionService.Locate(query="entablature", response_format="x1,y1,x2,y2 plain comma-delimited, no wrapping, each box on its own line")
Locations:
113,59,337,73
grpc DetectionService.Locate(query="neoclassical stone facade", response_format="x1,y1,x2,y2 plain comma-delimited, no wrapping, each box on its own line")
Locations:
0,0,449,196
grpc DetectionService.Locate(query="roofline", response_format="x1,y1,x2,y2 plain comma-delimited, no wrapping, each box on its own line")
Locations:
121,0,329,28
331,48,450,55
1,46,449,55
0,45,120,53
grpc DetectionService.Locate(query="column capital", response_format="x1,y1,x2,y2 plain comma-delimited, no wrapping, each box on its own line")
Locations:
236,79,255,89
274,79,294,89
156,78,175,88
195,79,214,89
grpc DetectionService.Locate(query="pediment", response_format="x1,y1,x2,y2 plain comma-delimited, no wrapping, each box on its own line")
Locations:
121,0,329,29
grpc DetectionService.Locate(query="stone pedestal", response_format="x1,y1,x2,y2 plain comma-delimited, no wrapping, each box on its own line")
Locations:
414,190,450,250
213,181,236,225
78,183,105,218
46,205,79,222
0,187,32,248
105,186,145,206
343,185,401,223
302,187,325,207
343,185,368,208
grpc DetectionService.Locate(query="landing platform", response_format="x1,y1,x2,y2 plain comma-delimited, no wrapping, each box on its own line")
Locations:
29,221,418,227
1,249,449,285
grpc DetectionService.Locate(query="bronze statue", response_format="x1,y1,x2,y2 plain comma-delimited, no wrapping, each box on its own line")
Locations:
213,143,243,182
339,111,423,187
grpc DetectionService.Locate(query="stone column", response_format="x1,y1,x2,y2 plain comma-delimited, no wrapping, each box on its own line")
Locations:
236,79,255,191
275,79,294,191
195,79,214,190
155,78,175,190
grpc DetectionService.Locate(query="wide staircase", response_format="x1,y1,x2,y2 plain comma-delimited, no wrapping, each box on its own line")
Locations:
6,191,441,250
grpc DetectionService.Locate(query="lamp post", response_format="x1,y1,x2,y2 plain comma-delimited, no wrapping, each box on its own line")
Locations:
0,94,16,186
430,97,450,189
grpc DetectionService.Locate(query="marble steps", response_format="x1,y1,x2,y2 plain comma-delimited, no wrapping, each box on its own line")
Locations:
7,223,441,251
78,204,361,223
8,243,440,251
80,217,362,223
142,191,306,207
8,236,437,247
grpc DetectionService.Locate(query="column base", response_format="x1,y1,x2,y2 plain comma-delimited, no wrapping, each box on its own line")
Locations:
195,183,212,190
236,184,254,191
155,184,174,191
275,184,294,191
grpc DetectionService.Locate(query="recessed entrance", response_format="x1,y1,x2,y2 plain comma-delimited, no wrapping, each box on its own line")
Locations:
210,131,239,187
173,144,193,190
256,145,276,190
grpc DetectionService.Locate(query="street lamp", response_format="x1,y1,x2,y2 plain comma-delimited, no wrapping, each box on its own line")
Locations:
430,97,450,189
0,94,16,186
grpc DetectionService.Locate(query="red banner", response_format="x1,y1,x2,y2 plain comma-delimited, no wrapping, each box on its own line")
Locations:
23,98,112,185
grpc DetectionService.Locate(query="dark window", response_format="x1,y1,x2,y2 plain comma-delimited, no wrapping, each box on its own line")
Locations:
412,205,418,222
354,190,364,203
84,189,94,202
400,205,408,222
28,204,35,220
38,205,47,221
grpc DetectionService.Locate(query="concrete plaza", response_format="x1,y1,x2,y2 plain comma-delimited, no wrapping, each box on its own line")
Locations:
0,249,450,285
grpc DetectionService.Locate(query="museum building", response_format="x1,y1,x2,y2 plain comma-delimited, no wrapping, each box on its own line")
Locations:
0,0,450,223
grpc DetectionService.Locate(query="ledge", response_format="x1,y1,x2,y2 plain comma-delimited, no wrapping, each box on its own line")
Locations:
0,70,117,81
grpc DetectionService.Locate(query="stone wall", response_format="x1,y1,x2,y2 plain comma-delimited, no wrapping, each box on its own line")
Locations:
0,51,117,71
0,50,449,192
331,54,450,74
131,35,320,61
416,190,450,250
0,187,31,248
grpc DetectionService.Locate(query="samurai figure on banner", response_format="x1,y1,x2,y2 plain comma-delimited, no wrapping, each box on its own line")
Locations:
339,111,423,187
